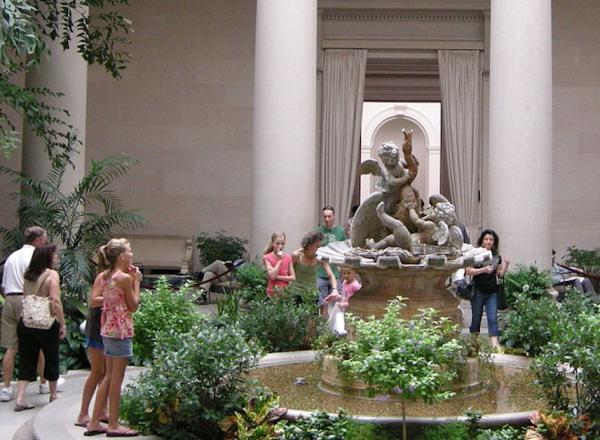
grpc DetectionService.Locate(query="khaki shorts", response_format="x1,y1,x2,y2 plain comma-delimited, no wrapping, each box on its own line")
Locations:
1,295,23,349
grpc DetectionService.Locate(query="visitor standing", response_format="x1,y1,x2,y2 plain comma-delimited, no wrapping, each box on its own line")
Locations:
14,244,66,411
317,206,346,316
263,232,295,297
327,267,361,335
86,239,141,437
1,226,63,402
76,249,111,427
466,229,510,348
292,231,338,294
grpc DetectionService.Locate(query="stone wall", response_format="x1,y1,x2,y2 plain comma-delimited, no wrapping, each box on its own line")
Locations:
85,0,256,249
551,0,600,257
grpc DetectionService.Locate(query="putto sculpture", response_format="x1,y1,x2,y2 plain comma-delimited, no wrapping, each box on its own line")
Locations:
349,130,463,264
317,130,489,321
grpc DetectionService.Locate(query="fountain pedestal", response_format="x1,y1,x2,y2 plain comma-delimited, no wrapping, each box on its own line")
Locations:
351,267,461,323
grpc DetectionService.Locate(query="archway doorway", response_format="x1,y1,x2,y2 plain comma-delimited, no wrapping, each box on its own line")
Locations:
359,102,441,205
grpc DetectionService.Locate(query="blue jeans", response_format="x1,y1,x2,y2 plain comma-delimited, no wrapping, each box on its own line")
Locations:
469,288,499,337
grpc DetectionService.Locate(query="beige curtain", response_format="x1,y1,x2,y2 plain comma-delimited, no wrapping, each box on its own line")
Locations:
320,49,367,222
438,50,482,235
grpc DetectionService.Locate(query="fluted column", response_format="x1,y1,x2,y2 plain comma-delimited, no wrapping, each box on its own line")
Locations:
488,0,552,267
22,35,88,191
250,0,317,255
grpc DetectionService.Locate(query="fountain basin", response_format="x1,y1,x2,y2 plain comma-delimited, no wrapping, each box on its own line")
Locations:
252,351,542,433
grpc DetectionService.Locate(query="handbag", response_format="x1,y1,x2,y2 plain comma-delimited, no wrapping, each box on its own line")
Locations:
455,279,475,301
22,271,56,330
497,283,508,311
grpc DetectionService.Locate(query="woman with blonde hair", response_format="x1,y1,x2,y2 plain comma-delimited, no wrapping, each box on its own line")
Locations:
85,239,141,437
263,232,295,297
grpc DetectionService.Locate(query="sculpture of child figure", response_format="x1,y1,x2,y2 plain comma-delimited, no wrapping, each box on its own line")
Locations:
351,130,422,248
368,195,464,253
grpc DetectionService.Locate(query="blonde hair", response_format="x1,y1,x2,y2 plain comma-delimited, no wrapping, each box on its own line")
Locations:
263,232,286,255
97,238,130,271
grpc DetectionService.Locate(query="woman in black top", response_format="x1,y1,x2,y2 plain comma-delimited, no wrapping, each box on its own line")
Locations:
465,229,510,348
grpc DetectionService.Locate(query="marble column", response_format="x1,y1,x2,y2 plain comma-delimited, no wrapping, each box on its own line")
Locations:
250,0,317,255
488,0,552,268
22,35,88,191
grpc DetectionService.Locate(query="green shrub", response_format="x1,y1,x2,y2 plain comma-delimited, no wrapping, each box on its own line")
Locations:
121,320,262,440
196,231,247,266
504,264,552,307
59,315,88,373
277,411,392,440
240,283,325,352
417,422,470,440
332,298,463,402
500,293,561,356
531,308,600,435
564,246,600,291
236,261,268,303
501,291,596,357
132,277,205,366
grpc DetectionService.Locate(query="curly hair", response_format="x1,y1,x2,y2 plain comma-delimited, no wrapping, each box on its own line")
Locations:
301,231,324,251
377,141,399,162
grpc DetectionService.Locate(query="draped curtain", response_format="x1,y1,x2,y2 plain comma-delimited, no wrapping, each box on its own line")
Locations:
320,49,367,222
438,50,482,236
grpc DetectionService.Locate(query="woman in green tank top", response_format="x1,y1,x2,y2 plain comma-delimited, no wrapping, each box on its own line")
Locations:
292,232,339,298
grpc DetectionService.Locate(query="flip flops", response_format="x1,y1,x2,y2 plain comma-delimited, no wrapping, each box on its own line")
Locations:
14,402,35,412
75,416,109,427
84,427,107,437
106,427,139,437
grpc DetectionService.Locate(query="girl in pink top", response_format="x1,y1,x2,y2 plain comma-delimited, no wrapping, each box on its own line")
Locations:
338,267,361,311
86,239,141,437
263,232,295,297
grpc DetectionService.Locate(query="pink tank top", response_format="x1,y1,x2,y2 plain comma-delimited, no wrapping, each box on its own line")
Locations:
263,253,292,297
100,271,134,339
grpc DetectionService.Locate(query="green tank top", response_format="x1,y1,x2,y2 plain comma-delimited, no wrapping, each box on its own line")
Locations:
294,261,318,285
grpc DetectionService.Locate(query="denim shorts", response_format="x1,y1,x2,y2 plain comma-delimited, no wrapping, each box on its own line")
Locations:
85,336,104,350
102,336,133,358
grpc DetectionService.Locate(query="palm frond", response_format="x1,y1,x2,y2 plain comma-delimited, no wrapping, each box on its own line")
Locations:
70,154,139,203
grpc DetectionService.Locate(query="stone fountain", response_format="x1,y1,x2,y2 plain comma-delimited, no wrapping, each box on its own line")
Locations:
250,132,542,434
317,130,491,323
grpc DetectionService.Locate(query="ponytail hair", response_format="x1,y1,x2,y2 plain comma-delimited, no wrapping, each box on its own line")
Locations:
97,238,130,270
263,232,286,255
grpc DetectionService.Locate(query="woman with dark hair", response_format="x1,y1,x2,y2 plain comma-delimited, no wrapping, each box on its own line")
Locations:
14,244,66,411
76,251,110,427
465,229,510,348
292,231,339,315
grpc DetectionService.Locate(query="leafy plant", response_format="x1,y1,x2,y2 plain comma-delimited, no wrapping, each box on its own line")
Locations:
240,283,325,353
563,246,600,292
196,231,247,267
500,293,561,356
525,410,590,440
504,264,552,307
277,411,391,440
121,320,262,440
1,0,133,159
59,314,88,373
0,153,147,303
216,289,242,324
328,298,463,440
236,261,268,304
531,310,600,435
219,390,283,440
132,277,205,366
501,291,596,357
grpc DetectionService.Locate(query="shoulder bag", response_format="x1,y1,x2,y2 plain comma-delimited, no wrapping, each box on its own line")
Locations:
22,270,56,330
